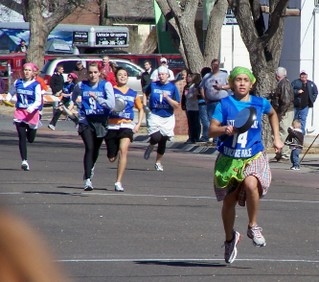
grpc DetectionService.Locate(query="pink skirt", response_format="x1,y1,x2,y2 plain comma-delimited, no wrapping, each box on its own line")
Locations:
13,108,41,129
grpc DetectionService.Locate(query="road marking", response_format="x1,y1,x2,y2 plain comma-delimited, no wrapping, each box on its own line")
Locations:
0,191,318,204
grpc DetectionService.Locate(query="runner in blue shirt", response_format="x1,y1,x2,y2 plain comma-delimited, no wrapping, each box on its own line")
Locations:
210,66,283,264
143,66,180,171
72,62,115,191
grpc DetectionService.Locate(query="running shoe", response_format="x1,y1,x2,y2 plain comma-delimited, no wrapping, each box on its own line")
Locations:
224,230,241,264
144,145,154,160
21,160,29,171
154,162,164,172
290,166,300,171
48,124,55,131
84,178,93,191
114,182,124,192
247,225,266,247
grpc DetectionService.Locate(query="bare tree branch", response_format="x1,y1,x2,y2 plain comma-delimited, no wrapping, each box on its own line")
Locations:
0,0,23,14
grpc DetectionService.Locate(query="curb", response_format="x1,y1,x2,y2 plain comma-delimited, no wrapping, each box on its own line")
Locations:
134,134,218,155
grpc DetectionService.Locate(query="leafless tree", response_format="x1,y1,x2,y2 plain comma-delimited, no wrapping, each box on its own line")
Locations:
155,0,229,73
0,0,86,68
228,0,289,146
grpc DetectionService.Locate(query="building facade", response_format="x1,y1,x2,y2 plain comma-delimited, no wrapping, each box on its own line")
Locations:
281,0,319,135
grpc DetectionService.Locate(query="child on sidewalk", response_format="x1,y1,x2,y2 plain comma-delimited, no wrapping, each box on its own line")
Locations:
284,119,304,170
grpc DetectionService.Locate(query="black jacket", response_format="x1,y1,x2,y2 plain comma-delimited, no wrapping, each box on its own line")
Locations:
291,79,318,108
50,73,64,95
284,127,304,149
141,69,152,92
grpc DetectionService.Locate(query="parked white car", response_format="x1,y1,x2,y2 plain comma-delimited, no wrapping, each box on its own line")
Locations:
40,56,144,96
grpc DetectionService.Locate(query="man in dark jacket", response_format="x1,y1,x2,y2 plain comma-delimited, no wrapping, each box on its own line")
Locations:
49,64,64,123
49,64,64,96
140,60,153,92
271,67,294,161
291,70,318,135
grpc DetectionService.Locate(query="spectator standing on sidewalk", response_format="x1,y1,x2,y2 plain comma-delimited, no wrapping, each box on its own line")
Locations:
5,63,42,171
49,64,64,97
15,39,28,53
199,59,229,143
0,73,6,94
198,67,211,142
72,62,115,191
185,73,201,143
49,64,64,115
141,60,153,92
100,56,117,86
73,61,88,82
291,70,318,135
143,66,180,171
210,66,283,264
270,67,294,161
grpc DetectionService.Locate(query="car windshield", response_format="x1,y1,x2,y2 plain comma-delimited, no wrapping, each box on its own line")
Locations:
114,61,141,77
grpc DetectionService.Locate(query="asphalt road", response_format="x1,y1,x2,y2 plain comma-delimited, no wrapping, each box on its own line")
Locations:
0,112,318,282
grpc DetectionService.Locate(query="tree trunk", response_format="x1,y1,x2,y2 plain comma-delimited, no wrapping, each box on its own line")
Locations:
21,0,86,69
230,0,288,148
155,0,226,73
204,0,228,64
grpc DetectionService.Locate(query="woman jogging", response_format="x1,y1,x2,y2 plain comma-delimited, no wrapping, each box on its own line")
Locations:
209,66,283,264
143,66,180,171
72,62,115,191
104,67,144,192
5,62,42,171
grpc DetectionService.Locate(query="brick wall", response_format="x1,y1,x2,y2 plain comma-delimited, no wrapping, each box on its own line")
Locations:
174,107,188,135
62,3,100,25
174,79,188,135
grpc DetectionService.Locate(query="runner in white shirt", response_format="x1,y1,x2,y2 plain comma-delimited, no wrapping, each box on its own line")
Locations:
150,57,175,82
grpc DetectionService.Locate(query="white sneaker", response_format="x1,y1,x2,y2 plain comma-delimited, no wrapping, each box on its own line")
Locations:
144,145,154,160
154,162,164,172
90,165,95,179
21,160,29,171
84,178,93,191
114,182,124,192
247,225,266,247
48,124,55,131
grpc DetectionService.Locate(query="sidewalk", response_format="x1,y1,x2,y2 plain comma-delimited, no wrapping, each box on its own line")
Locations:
1,104,319,156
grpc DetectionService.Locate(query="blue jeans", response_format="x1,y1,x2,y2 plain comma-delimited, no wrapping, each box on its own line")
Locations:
198,103,209,141
290,148,301,167
206,101,219,121
207,101,219,143
294,106,308,135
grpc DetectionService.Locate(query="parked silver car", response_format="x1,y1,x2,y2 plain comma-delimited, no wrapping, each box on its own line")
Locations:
40,56,144,95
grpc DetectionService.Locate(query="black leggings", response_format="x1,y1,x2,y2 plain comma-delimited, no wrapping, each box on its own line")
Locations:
15,122,37,161
149,131,169,156
79,125,104,179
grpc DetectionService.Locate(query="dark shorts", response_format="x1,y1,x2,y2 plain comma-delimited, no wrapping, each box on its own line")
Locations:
105,128,133,158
